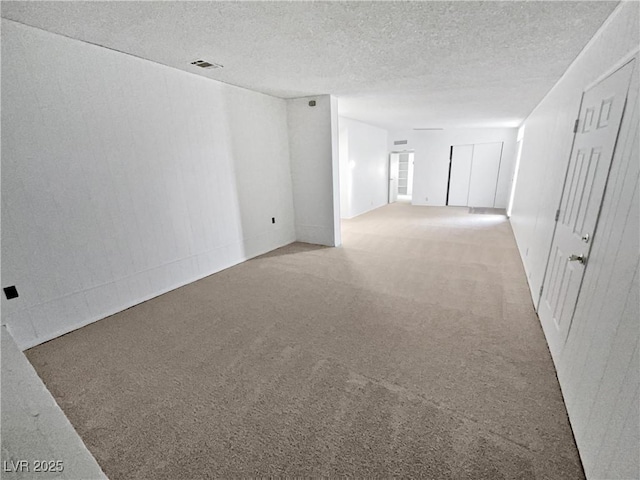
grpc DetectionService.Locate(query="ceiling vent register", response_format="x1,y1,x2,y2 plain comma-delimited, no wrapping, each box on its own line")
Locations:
191,59,223,69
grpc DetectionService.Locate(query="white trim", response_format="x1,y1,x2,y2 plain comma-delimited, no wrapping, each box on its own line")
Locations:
12,239,295,351
507,137,524,217
584,49,639,92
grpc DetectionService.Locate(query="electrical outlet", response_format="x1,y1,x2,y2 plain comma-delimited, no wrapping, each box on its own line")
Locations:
4,286,18,300
425,196,429,202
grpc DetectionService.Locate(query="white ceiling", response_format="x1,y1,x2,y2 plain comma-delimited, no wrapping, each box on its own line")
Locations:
1,1,619,130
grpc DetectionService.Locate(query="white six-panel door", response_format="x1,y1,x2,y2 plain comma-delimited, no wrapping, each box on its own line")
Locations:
538,60,635,358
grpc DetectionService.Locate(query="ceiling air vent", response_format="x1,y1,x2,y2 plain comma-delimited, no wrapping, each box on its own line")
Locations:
394,140,408,145
191,59,223,69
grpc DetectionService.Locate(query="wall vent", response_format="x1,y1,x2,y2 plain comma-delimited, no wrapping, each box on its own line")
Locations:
191,59,223,69
394,140,408,145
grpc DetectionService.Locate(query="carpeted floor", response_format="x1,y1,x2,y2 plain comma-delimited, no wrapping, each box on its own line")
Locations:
26,204,584,479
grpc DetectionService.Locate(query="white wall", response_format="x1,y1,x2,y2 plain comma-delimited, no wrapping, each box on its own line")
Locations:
338,117,389,219
389,128,517,207
1,19,296,349
287,95,340,247
509,3,639,478
1,327,107,479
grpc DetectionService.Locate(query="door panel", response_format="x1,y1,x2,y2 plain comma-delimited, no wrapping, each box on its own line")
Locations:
538,60,635,358
468,142,503,208
449,145,473,206
545,245,581,332
388,153,399,203
406,153,415,197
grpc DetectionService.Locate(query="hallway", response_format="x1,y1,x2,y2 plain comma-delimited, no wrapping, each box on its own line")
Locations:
26,204,583,479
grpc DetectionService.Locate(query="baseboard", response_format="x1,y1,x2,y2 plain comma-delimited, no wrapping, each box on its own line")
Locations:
16,236,296,351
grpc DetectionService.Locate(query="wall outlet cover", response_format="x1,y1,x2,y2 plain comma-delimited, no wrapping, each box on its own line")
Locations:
4,286,18,300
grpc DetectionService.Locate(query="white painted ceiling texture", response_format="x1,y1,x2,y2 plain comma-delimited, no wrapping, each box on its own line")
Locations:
1,1,619,130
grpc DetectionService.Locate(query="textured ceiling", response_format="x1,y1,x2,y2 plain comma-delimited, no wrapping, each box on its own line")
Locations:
1,1,619,130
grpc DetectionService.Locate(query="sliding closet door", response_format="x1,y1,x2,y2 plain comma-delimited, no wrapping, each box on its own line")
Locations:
448,145,474,206
468,142,503,208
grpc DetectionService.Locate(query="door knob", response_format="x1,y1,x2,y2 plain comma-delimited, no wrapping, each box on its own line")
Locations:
582,233,590,243
568,254,586,265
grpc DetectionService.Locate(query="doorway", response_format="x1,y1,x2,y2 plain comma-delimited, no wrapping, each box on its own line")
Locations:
389,151,414,203
537,59,635,358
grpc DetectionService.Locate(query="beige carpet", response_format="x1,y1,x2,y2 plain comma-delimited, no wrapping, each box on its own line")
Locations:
27,204,584,479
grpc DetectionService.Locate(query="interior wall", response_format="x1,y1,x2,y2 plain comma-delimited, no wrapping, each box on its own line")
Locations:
286,95,340,246
1,19,296,349
338,117,389,219
389,128,517,207
509,2,639,478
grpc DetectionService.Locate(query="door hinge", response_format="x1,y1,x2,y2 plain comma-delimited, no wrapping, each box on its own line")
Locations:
573,119,579,133
539,285,544,297
555,209,560,221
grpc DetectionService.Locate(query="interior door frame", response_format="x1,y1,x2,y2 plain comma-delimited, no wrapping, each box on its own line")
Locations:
388,149,414,203
536,58,635,322
536,99,584,311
